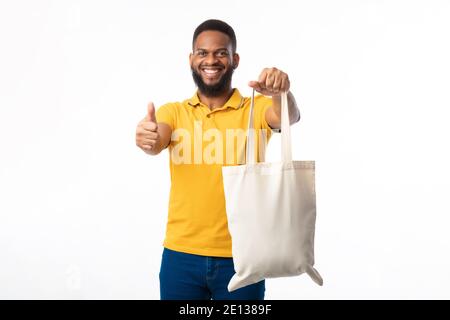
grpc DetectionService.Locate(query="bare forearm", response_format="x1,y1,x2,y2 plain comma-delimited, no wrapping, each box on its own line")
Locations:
272,91,301,125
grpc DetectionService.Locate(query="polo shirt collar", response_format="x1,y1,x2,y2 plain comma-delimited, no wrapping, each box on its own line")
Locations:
187,89,245,109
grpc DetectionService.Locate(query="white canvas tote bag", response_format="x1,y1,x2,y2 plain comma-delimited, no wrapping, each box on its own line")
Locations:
222,90,323,292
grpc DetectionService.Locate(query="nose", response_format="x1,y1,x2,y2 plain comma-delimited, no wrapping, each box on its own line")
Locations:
204,52,219,65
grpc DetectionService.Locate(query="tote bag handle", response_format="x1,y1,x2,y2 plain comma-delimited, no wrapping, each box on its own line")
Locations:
245,89,292,164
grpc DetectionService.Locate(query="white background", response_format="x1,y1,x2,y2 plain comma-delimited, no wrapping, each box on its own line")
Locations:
1,0,450,299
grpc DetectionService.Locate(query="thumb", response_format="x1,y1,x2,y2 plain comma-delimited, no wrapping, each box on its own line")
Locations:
248,81,262,91
147,102,157,122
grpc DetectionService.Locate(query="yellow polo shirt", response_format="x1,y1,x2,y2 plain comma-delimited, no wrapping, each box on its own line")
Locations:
156,89,273,257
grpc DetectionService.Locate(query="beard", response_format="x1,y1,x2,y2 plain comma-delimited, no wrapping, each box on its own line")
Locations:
191,65,234,97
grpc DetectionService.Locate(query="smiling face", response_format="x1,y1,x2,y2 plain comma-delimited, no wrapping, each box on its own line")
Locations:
190,30,239,97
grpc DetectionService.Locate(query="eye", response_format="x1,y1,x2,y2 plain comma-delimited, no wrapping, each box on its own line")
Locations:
216,50,229,57
196,50,207,57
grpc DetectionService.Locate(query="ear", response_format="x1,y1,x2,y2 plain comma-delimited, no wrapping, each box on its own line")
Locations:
232,53,240,69
189,52,193,66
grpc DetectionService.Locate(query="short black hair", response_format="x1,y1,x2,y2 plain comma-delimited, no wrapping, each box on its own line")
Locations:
192,19,237,53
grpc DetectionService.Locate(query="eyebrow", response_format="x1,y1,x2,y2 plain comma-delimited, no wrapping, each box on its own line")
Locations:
195,47,229,52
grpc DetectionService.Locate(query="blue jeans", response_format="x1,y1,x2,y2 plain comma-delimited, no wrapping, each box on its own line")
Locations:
159,248,265,300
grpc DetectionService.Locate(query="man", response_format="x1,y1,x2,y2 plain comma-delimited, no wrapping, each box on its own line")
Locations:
135,19,300,300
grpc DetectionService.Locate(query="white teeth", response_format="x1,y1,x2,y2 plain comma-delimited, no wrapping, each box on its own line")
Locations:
203,69,219,74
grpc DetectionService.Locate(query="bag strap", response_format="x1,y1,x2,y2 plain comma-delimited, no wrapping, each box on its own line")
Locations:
280,91,293,162
245,89,256,164
245,89,292,164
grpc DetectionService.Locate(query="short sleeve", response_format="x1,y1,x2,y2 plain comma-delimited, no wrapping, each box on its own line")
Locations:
156,103,177,130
